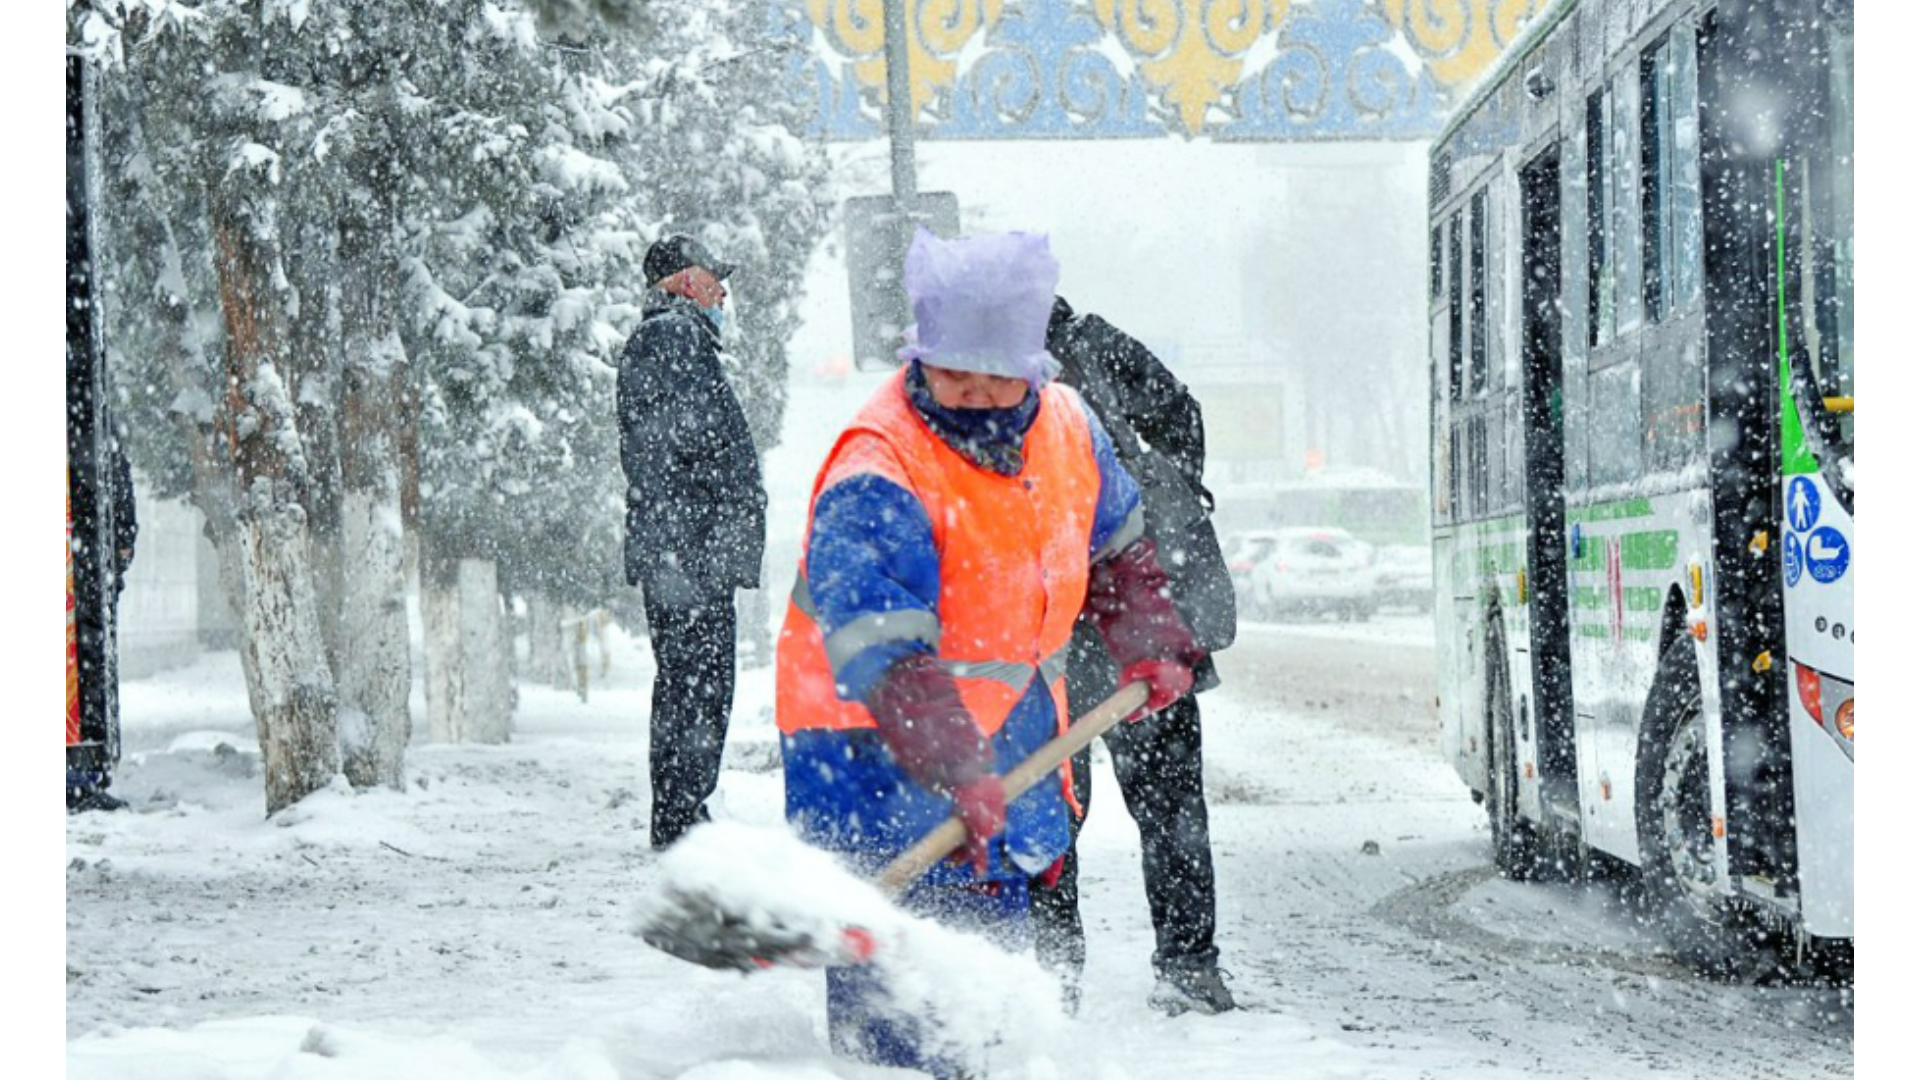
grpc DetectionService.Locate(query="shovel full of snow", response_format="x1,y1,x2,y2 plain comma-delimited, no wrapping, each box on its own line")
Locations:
633,681,1150,972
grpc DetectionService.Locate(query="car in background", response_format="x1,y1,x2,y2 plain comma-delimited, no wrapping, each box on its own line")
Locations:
1242,527,1377,622
1223,530,1282,614
1370,544,1435,613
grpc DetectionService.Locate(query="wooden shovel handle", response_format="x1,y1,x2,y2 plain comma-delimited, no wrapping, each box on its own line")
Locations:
874,680,1150,896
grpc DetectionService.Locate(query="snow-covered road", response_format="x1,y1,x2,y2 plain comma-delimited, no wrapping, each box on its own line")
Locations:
65,615,1852,1078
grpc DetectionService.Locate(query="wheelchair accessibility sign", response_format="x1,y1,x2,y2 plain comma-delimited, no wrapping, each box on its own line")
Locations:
1783,532,1803,587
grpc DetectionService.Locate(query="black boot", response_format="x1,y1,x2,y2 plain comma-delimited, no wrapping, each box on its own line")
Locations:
68,787,128,813
1149,961,1237,1016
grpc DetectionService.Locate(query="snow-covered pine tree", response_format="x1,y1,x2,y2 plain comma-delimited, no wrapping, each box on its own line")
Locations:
76,0,831,810
80,0,349,814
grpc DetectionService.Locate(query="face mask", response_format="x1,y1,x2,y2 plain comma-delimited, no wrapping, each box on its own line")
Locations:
702,303,727,336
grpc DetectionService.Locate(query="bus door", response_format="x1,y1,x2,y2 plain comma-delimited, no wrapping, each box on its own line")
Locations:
1519,146,1578,826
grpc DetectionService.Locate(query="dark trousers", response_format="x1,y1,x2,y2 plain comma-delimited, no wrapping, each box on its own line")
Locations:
1029,631,1220,981
641,584,737,850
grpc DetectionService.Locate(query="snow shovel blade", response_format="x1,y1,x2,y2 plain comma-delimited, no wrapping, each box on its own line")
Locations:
633,681,1149,973
637,882,876,972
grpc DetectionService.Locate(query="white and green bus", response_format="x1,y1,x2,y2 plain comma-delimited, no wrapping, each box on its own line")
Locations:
1428,0,1851,974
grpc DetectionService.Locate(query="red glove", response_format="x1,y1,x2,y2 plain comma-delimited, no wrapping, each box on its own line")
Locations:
951,776,1007,877
865,654,994,792
1084,538,1208,675
1120,658,1194,721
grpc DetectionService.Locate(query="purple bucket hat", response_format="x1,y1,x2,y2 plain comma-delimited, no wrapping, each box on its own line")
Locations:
895,227,1062,387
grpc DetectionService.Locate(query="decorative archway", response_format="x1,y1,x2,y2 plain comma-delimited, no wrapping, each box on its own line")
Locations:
773,0,1552,141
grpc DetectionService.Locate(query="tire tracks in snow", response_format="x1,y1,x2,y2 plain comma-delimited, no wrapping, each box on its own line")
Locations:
1362,865,1852,1078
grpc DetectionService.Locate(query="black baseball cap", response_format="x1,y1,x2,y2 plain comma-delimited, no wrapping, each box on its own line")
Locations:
644,234,737,287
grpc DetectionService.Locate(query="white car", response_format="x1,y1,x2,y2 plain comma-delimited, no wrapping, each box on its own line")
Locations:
1223,530,1282,613
1245,527,1377,622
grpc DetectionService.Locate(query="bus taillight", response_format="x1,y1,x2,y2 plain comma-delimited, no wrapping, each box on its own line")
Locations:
1795,662,1824,728
1795,660,1855,758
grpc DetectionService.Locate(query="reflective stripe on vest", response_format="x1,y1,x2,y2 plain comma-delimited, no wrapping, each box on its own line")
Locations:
776,369,1103,738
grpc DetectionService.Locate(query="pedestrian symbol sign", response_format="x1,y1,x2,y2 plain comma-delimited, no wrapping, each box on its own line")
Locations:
1783,532,1803,588
1788,476,1821,533
1805,527,1850,584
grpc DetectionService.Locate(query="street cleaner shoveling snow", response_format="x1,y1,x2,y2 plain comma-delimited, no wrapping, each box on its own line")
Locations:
634,228,1210,1078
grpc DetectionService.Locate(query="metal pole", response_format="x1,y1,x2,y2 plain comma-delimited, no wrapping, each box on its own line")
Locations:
883,0,918,209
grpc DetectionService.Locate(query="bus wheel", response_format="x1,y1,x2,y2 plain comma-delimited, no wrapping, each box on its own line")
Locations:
1486,626,1539,879
1634,639,1778,979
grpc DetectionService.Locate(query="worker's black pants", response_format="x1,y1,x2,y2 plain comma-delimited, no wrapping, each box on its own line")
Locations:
1029,632,1221,982
641,584,737,850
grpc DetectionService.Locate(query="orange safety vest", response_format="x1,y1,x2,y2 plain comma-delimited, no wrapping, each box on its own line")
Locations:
777,368,1103,755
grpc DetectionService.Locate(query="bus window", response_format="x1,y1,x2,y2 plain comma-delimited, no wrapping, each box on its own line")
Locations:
1449,212,1464,402
1672,24,1703,310
1819,19,1853,458
1640,37,1673,321
1641,23,1705,323
1447,424,1462,519
1610,66,1644,337
1640,25,1708,474
1430,226,1444,301
1471,416,1489,517
1470,189,1489,395
1586,90,1614,347
1787,18,1854,486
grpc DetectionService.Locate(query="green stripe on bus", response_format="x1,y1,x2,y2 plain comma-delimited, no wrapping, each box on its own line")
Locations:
1621,531,1679,570
1572,585,1662,611
1777,158,1819,477
1567,530,1680,573
1566,498,1655,523
1576,624,1656,642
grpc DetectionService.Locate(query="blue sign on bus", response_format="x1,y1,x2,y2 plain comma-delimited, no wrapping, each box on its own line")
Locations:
1805,527,1850,584
1787,476,1822,533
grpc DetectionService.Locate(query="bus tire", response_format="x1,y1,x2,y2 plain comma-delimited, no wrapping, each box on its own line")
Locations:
1485,622,1539,880
1633,639,1779,980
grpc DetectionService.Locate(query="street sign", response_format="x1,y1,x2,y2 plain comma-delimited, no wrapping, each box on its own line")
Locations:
844,191,961,372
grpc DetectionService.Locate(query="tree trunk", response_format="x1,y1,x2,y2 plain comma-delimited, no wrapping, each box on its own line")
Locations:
210,194,341,816
333,190,413,790
527,592,572,690
235,492,341,811
335,413,411,787
424,557,512,744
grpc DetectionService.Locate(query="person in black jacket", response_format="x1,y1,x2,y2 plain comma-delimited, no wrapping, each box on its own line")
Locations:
618,234,768,850
1029,296,1240,1016
68,425,138,814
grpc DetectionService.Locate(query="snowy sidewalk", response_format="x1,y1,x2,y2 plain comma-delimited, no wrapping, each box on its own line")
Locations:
67,623,1851,1079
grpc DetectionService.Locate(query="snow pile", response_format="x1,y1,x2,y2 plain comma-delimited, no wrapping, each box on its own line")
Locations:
634,819,1069,1075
